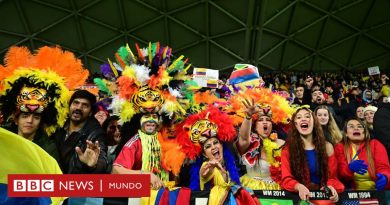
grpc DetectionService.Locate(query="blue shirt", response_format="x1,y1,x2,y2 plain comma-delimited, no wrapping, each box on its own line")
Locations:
305,149,321,185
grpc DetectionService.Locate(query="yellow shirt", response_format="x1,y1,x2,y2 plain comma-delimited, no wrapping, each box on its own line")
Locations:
351,146,375,190
200,162,231,204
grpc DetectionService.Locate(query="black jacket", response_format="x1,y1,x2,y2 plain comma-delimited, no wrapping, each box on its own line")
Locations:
53,117,108,174
373,102,390,160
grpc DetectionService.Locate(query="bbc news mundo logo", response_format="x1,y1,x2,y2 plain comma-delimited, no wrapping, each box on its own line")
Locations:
14,180,54,192
8,174,150,197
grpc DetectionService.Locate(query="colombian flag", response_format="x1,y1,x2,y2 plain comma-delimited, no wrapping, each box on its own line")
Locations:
228,64,260,86
0,128,63,205
195,68,207,76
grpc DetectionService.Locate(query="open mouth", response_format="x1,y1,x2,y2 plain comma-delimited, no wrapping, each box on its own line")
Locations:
300,123,309,130
317,98,322,102
263,125,268,131
212,149,220,159
72,110,82,116
353,131,361,136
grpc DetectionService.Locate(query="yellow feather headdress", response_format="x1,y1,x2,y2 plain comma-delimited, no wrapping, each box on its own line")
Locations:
0,46,89,135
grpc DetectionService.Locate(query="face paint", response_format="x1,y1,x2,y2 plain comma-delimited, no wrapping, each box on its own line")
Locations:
140,113,159,134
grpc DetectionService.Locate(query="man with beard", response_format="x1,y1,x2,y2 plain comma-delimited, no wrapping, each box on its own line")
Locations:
310,88,326,110
310,88,341,124
52,90,108,174
112,113,168,190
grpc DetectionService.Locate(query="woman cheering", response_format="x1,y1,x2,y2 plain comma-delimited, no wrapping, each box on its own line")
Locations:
335,117,390,190
281,106,344,202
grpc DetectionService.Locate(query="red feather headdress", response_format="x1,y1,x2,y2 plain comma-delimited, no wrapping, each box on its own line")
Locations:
161,106,236,175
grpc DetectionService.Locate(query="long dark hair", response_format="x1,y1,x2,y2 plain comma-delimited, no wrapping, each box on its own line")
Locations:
286,107,328,187
114,113,142,157
102,115,120,146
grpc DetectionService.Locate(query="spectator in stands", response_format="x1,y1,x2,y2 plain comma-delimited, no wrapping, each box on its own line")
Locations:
314,105,342,145
363,105,377,139
200,135,260,205
281,106,344,202
362,89,374,105
379,74,389,98
324,83,334,97
315,75,323,87
165,107,260,204
310,88,326,111
52,90,108,174
374,98,390,161
293,84,305,105
310,88,340,125
0,46,91,162
302,76,315,106
94,102,109,126
337,87,363,126
335,118,390,190
237,101,285,190
112,112,167,190
356,106,365,121
102,115,121,172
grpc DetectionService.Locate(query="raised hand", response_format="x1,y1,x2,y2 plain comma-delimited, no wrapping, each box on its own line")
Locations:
242,98,257,118
348,159,368,175
305,76,314,89
75,140,100,168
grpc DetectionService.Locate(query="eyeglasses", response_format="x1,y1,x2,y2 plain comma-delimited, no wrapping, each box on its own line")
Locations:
346,125,364,130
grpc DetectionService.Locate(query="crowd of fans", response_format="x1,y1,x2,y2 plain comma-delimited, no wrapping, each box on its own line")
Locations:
1,44,390,205
240,72,390,127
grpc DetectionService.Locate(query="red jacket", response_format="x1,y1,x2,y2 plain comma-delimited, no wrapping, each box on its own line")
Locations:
334,139,390,189
281,147,344,193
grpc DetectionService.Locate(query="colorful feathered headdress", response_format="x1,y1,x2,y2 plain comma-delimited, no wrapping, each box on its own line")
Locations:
109,42,192,122
229,87,295,125
93,63,121,97
0,46,89,135
161,106,236,175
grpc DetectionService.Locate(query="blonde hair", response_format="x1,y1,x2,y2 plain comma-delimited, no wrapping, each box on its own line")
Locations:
314,105,342,143
342,118,375,175
363,105,377,130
